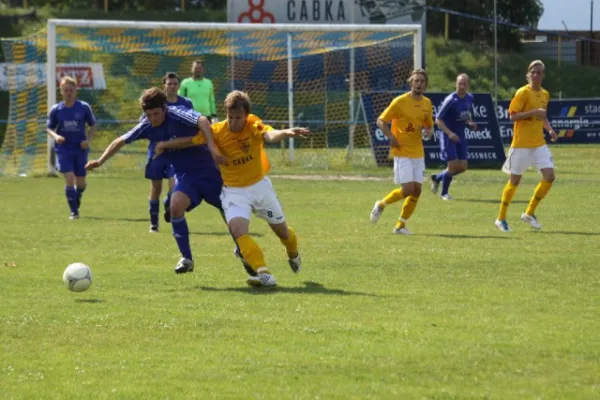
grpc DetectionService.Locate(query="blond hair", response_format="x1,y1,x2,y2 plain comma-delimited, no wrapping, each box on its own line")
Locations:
224,90,251,114
526,60,545,82
60,76,77,87
408,68,428,84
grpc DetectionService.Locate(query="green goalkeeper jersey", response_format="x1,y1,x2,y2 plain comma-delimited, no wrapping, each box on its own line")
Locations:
178,77,216,117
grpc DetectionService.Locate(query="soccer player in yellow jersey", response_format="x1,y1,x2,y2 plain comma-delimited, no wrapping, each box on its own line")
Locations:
369,69,434,234
495,60,557,232
155,91,310,287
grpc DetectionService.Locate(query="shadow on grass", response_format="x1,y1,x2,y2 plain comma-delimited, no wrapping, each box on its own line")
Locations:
198,281,379,297
535,230,600,236
75,299,105,303
190,231,264,238
420,234,513,240
82,216,148,222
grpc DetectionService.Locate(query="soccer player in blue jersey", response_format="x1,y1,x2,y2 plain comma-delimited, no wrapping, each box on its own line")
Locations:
430,74,477,200
46,76,97,219
86,87,252,275
144,72,195,232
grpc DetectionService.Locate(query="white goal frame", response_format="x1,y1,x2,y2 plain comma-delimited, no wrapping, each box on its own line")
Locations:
46,19,422,174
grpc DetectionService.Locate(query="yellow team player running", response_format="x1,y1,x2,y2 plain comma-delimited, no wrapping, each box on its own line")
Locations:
369,69,434,234
155,91,309,287
495,60,558,232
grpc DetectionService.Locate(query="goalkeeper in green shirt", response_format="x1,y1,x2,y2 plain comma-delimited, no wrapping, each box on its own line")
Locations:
178,60,217,122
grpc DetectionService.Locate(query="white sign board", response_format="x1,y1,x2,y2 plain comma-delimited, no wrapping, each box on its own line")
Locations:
0,63,107,91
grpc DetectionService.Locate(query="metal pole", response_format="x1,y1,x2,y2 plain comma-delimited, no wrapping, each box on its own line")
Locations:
47,21,57,176
287,33,294,163
493,0,498,106
347,2,356,161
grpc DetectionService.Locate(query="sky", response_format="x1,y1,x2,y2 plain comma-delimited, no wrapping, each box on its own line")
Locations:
538,0,599,31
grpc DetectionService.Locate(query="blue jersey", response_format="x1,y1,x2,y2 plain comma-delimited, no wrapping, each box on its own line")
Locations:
436,93,474,138
47,100,96,152
168,95,194,110
121,107,219,178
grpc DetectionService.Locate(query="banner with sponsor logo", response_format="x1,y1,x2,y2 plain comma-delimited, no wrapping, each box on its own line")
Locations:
228,0,426,25
362,92,506,168
497,98,600,144
0,63,106,91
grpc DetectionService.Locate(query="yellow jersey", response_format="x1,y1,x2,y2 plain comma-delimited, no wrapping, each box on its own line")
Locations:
508,85,550,148
193,114,272,187
379,92,434,158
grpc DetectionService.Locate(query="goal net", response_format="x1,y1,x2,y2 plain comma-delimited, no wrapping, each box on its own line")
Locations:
0,20,421,176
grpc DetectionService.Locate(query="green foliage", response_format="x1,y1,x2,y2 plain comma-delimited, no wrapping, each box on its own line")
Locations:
427,0,544,51
1,146,600,398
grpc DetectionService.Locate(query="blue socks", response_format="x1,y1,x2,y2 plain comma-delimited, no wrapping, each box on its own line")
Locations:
65,186,78,214
149,200,159,227
441,172,454,196
172,217,192,260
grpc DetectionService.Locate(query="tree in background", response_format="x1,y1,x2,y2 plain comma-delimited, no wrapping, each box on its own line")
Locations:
427,0,544,50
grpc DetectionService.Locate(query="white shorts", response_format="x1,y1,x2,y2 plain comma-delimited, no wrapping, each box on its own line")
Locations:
220,177,286,225
502,145,554,175
393,157,425,184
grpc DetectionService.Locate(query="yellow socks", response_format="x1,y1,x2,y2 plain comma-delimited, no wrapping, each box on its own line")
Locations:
394,195,419,229
498,181,518,220
236,234,266,273
381,188,405,207
280,226,298,258
525,180,553,216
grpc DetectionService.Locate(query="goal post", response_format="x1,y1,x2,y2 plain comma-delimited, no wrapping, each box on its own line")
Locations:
1,19,422,176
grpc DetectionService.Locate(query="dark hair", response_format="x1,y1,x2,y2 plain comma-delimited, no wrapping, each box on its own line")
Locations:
224,90,251,114
139,87,167,110
162,72,180,84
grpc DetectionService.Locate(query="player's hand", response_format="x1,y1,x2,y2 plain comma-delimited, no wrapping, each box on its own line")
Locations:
85,160,102,170
533,108,547,118
209,145,228,165
549,130,558,142
80,140,89,150
287,127,310,138
448,132,460,143
153,143,165,159
55,135,65,144
467,121,478,131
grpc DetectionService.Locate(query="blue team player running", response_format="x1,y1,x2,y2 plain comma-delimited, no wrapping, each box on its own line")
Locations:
86,87,246,274
46,76,97,219
144,72,194,232
430,73,477,200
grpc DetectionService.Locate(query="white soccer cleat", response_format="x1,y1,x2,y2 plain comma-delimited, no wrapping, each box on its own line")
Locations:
521,213,542,230
247,268,277,287
174,257,194,274
392,226,413,235
288,253,301,274
149,225,159,233
440,194,454,201
495,219,512,232
430,174,440,194
370,201,385,224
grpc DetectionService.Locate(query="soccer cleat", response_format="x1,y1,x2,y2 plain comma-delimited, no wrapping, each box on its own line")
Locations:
149,225,159,233
288,253,301,274
370,201,385,224
69,212,79,220
234,247,257,277
247,269,277,287
521,213,542,230
495,219,512,232
163,207,171,224
440,194,454,201
392,226,413,235
430,174,440,194
174,257,194,274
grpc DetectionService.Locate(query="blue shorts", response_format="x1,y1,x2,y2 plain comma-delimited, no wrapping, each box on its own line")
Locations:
173,173,223,212
441,136,469,161
145,156,174,181
56,150,88,176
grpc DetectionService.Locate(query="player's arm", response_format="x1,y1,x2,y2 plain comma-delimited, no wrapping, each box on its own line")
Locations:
509,90,546,121
544,118,558,142
435,97,458,141
263,127,310,143
423,107,434,140
197,115,226,164
85,136,126,170
435,118,458,143
377,99,401,147
46,108,65,144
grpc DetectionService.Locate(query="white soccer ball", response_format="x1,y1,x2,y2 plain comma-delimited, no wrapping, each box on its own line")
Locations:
63,263,92,292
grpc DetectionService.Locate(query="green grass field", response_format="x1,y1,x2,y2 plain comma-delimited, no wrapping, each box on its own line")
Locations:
1,146,600,399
